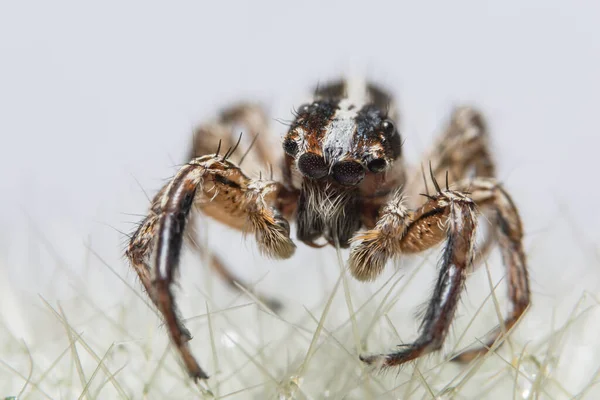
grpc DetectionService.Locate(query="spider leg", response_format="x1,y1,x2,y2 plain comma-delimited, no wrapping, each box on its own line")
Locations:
126,187,194,342
190,102,279,176
209,252,283,312
405,107,530,360
188,103,288,306
126,157,295,380
408,107,495,196
185,221,283,313
359,188,478,368
407,107,498,267
150,165,208,380
127,215,158,299
355,177,529,368
450,178,530,362
349,188,411,281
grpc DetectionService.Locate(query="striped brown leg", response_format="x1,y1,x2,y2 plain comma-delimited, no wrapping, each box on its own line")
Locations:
353,177,529,368
126,156,295,381
353,188,479,368
406,108,529,361
127,185,203,379
450,178,530,362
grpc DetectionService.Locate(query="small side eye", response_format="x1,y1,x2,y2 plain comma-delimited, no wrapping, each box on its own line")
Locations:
368,158,387,173
381,119,395,135
283,138,298,156
297,103,311,115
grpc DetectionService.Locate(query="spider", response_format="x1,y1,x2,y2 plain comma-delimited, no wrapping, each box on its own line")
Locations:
125,78,530,381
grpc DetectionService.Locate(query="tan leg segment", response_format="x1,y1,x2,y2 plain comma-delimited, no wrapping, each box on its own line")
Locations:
189,103,278,176
407,106,496,198
349,189,411,281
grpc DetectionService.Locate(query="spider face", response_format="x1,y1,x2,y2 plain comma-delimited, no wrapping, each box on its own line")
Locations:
282,83,403,247
283,99,402,187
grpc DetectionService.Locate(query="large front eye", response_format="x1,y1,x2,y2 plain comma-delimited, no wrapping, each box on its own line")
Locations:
298,152,328,179
332,160,365,186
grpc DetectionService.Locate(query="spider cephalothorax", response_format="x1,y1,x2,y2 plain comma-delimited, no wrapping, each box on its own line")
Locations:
126,78,530,381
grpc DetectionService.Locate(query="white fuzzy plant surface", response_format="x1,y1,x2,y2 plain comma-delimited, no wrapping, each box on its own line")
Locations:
2,211,600,400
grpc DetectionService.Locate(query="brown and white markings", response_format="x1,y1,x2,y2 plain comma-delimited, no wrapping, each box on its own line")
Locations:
125,78,530,380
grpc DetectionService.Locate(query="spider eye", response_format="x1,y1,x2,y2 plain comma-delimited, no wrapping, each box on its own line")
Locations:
367,158,387,173
381,119,395,136
297,103,311,115
283,138,298,156
332,160,365,186
298,152,328,179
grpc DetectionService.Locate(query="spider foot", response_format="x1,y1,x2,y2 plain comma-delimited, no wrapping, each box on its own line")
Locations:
180,325,193,342
179,344,210,381
189,365,210,381
359,352,388,367
359,343,424,369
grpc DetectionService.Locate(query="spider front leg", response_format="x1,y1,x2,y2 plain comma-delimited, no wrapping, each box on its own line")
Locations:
351,178,530,368
187,103,286,310
126,155,295,380
352,188,479,368
126,185,203,378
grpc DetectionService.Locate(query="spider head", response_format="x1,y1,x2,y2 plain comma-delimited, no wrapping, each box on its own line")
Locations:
283,99,402,187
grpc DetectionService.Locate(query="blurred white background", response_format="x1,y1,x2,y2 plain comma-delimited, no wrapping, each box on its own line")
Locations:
1,1,599,396
1,0,598,294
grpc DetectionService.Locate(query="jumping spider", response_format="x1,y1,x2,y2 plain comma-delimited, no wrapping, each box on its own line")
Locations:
126,78,530,380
